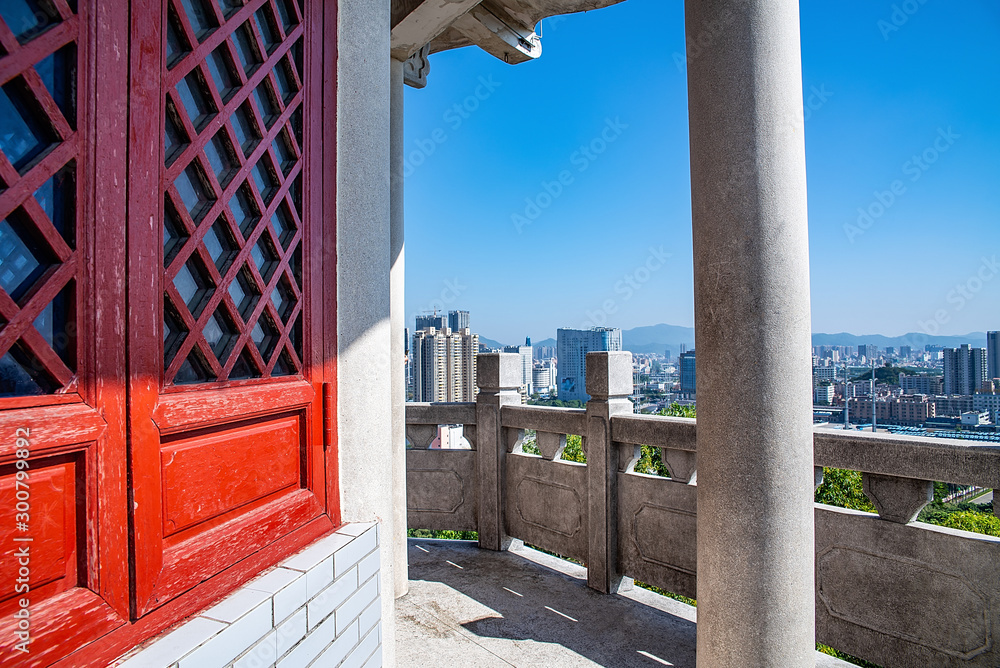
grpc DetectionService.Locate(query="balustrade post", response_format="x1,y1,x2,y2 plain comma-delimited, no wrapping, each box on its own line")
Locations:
476,353,522,551
585,351,634,593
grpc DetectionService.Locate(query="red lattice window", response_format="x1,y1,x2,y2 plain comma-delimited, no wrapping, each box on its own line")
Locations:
162,0,304,387
0,0,81,398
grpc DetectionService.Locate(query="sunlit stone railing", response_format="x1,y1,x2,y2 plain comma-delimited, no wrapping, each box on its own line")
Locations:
406,352,1000,667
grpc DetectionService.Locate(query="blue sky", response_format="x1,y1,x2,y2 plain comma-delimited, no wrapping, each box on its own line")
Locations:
403,0,1000,345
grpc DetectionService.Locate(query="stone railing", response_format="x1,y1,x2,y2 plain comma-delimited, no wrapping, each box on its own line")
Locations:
406,353,1000,668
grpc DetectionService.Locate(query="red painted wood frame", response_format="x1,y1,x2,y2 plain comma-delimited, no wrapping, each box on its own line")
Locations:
126,0,336,621
0,1,131,665
0,0,339,664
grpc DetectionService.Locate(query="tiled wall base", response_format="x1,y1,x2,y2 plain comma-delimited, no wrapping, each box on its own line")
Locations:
115,523,382,668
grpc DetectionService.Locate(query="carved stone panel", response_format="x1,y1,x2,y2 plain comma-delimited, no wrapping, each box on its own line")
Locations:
406,449,478,531
505,454,588,562
818,546,989,660
815,505,1000,667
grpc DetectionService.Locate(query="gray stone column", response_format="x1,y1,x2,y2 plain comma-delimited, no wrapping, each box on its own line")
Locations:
585,351,634,593
685,1,815,666
476,353,522,551
336,2,396,662
390,57,408,599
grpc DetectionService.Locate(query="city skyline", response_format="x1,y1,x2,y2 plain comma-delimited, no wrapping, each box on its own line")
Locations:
411,311,996,353
403,0,1000,344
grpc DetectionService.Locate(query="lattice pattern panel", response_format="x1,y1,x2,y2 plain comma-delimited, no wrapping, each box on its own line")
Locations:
0,0,80,397
162,0,305,385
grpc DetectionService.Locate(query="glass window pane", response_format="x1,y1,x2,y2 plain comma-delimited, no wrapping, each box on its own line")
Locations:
175,69,217,131
0,0,60,44
34,162,75,247
0,78,56,173
34,43,76,127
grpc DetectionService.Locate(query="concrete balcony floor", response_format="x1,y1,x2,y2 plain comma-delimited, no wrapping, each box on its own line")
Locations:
398,538,852,667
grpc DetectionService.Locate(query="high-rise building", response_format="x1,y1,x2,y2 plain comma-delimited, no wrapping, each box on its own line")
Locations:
533,345,556,361
859,344,878,360
988,331,1000,380
448,310,470,332
532,361,557,395
900,345,912,359
411,327,478,402
942,344,988,396
556,327,622,402
814,384,835,404
812,365,836,388
847,395,935,426
415,314,447,331
898,373,943,395
503,337,533,397
933,394,975,417
679,349,697,396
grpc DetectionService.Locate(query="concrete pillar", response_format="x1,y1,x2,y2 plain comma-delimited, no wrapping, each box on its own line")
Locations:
585,351,634,594
336,2,396,663
390,57,408,599
476,353,522,551
685,1,815,666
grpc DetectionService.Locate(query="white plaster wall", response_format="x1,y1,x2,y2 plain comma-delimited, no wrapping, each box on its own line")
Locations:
335,0,397,663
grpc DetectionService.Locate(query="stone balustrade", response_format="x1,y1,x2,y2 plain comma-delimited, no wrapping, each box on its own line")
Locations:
405,353,1000,668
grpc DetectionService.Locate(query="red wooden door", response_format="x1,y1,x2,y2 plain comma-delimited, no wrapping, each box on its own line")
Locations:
0,0,337,662
126,0,334,617
0,0,131,663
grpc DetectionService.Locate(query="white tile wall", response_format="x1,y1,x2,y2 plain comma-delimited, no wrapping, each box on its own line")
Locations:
308,565,357,630
113,523,381,668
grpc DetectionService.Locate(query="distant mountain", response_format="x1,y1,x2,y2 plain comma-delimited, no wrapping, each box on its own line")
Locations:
480,325,696,356
810,332,987,349
481,326,988,357
478,336,507,350
621,324,696,355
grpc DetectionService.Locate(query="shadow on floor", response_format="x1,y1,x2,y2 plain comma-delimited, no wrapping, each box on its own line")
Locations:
399,538,696,667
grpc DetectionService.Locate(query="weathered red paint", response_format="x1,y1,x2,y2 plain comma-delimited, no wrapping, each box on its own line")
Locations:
0,0,339,662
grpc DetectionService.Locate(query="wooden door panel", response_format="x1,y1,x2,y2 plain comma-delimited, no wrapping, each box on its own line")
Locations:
0,587,123,667
151,377,314,431
128,0,330,618
155,488,324,599
0,0,131,661
161,413,301,536
0,460,78,607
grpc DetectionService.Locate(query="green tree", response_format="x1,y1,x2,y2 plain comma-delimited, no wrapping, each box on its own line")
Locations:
562,434,585,463
939,510,1000,537
815,468,876,513
632,404,695,476
407,528,478,540
660,403,696,418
